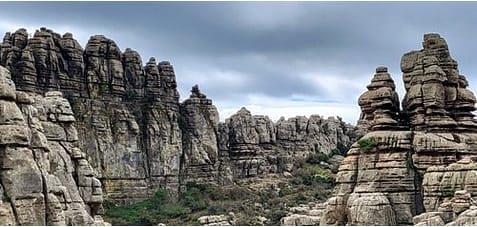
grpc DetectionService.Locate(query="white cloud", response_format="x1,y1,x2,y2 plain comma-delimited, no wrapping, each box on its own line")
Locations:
230,4,307,31
216,94,361,124
300,72,369,103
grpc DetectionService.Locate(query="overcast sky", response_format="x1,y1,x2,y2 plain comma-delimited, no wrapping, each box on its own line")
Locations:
1,2,477,124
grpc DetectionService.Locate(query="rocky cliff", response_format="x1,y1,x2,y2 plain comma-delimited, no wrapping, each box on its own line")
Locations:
322,34,477,225
0,26,356,221
0,67,106,225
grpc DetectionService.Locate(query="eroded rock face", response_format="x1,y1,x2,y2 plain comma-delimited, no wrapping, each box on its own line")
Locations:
0,27,356,206
0,66,107,225
348,193,397,226
401,33,477,131
322,34,477,226
422,158,477,212
413,187,477,226
0,27,184,202
218,108,356,181
357,66,400,131
84,35,124,98
180,85,220,183
281,201,327,226
320,130,419,225
197,213,237,226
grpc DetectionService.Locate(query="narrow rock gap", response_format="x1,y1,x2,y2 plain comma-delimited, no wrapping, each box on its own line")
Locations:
0,147,20,225
408,130,425,216
32,147,51,225
140,103,153,197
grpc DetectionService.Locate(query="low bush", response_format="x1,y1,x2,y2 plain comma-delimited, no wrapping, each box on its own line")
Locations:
105,189,186,225
441,188,456,198
293,163,335,186
357,137,377,152
268,208,287,225
306,152,330,164
105,171,336,226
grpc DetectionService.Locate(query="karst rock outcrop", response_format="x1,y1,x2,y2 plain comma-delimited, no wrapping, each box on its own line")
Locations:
322,33,477,226
0,66,107,225
0,26,356,224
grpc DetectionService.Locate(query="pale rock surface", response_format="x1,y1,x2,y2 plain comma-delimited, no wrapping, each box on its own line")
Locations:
219,109,356,181
281,201,326,226
197,213,236,226
322,34,477,225
0,27,357,205
357,66,400,131
0,65,108,225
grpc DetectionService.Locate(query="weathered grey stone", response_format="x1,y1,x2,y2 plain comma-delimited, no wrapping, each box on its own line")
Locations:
323,34,477,226
357,66,400,131
0,65,108,225
0,28,357,209
281,201,327,226
197,213,236,226
348,193,397,226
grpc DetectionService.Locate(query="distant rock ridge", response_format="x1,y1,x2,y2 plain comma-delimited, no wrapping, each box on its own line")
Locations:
0,26,357,221
321,33,477,226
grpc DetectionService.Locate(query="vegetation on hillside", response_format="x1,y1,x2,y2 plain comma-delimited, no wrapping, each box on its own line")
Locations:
104,160,336,226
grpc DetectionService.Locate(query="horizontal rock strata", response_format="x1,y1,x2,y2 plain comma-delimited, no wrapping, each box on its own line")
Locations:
0,27,356,208
322,34,477,226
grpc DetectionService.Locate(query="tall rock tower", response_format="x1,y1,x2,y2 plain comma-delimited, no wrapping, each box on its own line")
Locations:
322,34,477,226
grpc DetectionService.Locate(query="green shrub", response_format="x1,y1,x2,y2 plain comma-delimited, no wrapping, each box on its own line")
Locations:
105,176,336,226
105,188,195,225
125,90,137,100
335,142,349,155
294,163,335,186
268,208,287,225
358,137,377,152
182,189,208,211
306,152,330,164
295,193,308,204
441,188,456,198
160,204,191,218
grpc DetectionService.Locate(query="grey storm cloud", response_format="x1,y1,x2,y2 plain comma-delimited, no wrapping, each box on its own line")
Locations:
1,2,477,122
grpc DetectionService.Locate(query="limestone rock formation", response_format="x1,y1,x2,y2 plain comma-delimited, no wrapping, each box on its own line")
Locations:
84,35,124,98
0,65,107,225
412,158,477,226
0,27,356,207
401,33,477,131
197,213,237,226
180,85,220,183
322,33,477,226
357,66,400,131
281,201,326,226
218,108,356,181
413,188,477,226
123,48,144,99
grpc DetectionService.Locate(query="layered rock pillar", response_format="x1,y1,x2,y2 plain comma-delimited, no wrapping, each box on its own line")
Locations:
322,34,477,225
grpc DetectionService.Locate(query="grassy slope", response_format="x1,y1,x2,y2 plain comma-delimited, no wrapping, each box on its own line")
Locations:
104,163,335,226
